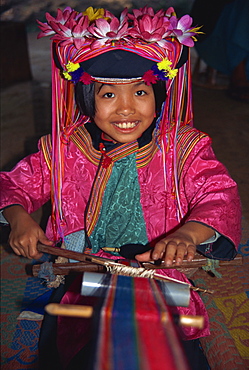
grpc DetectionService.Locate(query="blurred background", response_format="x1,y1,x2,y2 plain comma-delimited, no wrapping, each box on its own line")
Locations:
0,0,194,28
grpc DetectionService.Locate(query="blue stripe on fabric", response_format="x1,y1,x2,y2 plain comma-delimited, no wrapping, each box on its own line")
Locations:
111,275,139,370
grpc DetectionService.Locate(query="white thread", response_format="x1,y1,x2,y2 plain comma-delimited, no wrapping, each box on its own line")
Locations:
105,263,155,279
103,262,213,294
92,76,143,84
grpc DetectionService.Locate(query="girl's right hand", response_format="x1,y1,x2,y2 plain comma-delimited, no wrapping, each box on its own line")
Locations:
3,205,53,259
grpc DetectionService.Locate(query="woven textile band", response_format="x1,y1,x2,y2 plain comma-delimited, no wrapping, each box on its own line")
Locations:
95,274,189,369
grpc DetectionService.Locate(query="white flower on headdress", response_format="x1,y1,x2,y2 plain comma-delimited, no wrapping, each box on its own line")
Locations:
88,12,129,48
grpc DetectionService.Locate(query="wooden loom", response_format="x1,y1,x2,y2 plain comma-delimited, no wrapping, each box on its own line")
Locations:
33,243,243,280
33,244,243,370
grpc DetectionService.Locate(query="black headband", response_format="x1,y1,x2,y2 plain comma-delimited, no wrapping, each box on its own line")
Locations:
80,47,188,79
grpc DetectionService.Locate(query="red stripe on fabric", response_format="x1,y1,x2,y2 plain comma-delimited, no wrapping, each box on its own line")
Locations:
134,277,179,370
96,275,118,370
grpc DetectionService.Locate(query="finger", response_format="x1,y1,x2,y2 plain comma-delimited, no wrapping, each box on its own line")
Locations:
135,250,152,262
9,238,27,257
38,235,53,246
163,242,178,266
16,245,29,258
186,245,196,261
152,240,167,260
11,245,22,256
28,243,42,260
175,243,188,265
17,242,31,258
9,234,30,258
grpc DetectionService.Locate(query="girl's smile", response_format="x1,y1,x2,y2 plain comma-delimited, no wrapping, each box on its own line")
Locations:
93,81,155,143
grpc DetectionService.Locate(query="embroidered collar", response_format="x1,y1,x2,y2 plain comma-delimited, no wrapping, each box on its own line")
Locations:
70,123,159,168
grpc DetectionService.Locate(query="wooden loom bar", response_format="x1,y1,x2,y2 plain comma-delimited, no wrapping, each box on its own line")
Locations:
142,253,243,269
36,243,243,273
35,244,213,293
32,262,106,276
45,303,204,329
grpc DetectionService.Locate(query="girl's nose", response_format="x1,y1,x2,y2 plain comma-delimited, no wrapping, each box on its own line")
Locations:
116,96,135,116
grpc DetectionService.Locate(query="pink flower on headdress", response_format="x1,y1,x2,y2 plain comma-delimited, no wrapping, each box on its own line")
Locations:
48,7,81,25
88,15,129,48
50,15,90,49
37,7,80,38
129,14,172,50
37,6,201,51
165,7,176,17
128,6,164,20
169,15,197,47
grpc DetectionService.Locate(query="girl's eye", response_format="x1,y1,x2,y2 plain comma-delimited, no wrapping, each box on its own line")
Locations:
103,92,115,98
135,90,146,96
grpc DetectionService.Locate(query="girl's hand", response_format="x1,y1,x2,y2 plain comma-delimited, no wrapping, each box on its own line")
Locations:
136,222,215,266
150,231,196,266
3,205,53,259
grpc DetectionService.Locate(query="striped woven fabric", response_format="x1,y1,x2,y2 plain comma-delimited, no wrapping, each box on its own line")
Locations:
95,274,189,370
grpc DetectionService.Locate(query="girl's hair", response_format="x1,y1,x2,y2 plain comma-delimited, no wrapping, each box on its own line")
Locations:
75,82,95,118
75,80,167,119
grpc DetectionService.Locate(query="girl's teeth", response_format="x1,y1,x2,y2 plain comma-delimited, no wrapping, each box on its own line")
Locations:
115,122,136,128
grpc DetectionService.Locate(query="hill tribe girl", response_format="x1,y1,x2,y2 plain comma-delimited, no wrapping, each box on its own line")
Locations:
0,5,241,369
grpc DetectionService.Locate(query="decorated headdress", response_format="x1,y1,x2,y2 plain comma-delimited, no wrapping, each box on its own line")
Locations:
37,6,201,240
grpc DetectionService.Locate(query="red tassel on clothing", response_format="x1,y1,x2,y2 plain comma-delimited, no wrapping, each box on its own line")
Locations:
99,143,113,168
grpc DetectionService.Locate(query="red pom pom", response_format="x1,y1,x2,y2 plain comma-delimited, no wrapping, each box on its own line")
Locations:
143,70,158,85
80,72,92,85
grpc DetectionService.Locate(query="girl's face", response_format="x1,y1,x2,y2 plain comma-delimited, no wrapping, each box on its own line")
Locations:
93,81,155,143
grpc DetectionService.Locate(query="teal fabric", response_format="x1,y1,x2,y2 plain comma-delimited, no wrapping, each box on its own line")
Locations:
64,230,86,262
89,153,148,254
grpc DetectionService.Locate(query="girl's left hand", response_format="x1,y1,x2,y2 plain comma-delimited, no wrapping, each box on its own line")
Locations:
135,222,215,267
136,230,196,266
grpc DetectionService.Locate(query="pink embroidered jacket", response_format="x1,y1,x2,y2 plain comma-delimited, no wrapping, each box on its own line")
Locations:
0,125,241,258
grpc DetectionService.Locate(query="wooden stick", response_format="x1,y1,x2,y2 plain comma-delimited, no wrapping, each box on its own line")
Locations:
37,243,103,263
32,262,106,276
32,255,243,277
45,303,204,329
45,303,93,318
142,253,243,269
178,315,204,329
37,243,243,270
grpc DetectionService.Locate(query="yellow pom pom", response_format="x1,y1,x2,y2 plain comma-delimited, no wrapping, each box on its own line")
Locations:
167,69,178,79
66,61,80,72
63,71,72,81
157,58,172,71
